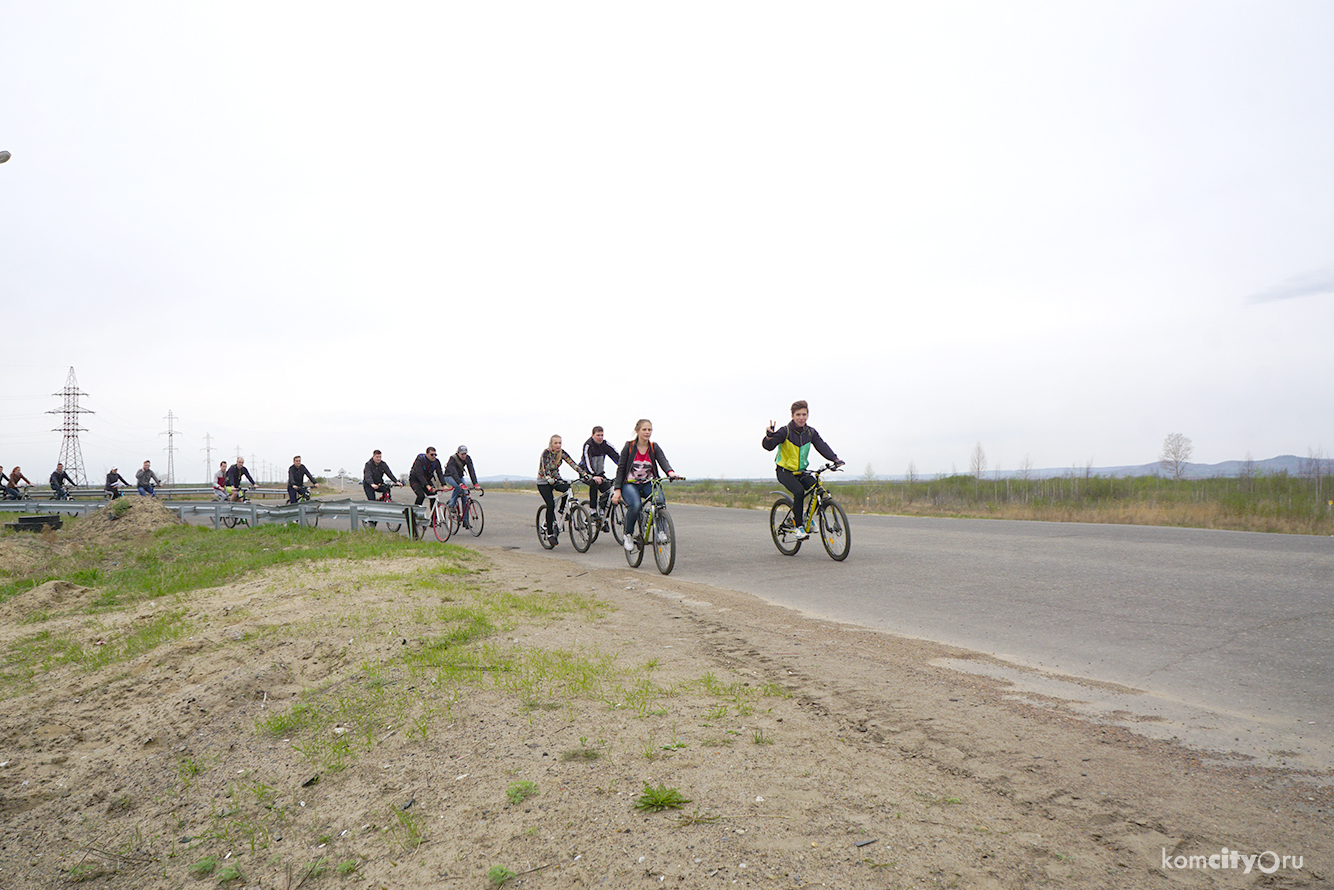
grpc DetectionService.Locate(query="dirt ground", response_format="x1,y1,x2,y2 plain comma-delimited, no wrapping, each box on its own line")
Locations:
0,500,1329,888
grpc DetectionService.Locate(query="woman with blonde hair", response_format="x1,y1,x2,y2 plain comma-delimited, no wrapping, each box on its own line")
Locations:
611,419,679,552
537,434,582,541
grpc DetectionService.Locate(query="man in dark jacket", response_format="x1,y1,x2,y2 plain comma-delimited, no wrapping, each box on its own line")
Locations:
287,456,318,504
225,458,257,501
409,447,444,506
579,426,620,525
363,450,399,501
50,463,75,500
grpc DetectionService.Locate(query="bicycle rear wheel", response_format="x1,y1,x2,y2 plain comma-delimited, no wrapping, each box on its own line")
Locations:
769,498,802,555
448,501,461,535
569,504,593,552
222,515,239,529
610,501,627,545
652,508,676,575
467,499,483,537
535,506,557,549
818,499,850,561
582,501,600,545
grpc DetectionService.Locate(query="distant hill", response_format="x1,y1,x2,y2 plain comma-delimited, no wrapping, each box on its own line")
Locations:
901,454,1313,482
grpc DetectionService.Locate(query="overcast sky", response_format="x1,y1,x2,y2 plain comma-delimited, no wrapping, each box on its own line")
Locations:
3,2,1332,484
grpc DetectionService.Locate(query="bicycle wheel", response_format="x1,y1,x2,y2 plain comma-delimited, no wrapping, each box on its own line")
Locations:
818,499,851,561
582,501,600,545
652,508,676,575
411,509,427,540
610,501,627,545
222,515,239,529
769,498,802,555
565,504,591,552
466,499,483,537
433,502,451,542
535,506,557,549
624,513,645,567
448,501,461,535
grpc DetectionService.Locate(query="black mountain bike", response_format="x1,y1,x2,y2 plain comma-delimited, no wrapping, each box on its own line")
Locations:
768,463,850,561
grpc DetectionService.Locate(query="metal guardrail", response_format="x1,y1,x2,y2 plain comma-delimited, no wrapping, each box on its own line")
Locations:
0,497,426,532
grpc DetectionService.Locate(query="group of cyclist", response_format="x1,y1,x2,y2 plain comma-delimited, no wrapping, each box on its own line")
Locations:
13,399,844,558
405,446,480,528
540,419,682,551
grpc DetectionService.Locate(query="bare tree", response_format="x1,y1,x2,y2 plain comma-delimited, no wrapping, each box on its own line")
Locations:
969,442,987,481
1160,433,1193,480
1240,451,1256,495
905,461,918,484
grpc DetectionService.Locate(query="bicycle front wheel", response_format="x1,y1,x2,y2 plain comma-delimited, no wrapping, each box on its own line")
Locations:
624,513,645,567
652,508,676,575
536,506,557,549
222,515,239,529
448,501,461,535
769,498,802,556
610,501,627,545
818,499,850,561
467,499,483,537
569,504,593,553
433,503,451,542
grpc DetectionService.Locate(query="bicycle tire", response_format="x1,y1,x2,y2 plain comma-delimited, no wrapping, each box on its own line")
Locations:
447,501,461,535
581,500,600,545
433,502,451,542
569,503,593,552
222,515,239,529
610,501,627,545
769,498,802,555
467,499,483,537
624,513,645,567
818,499,851,561
411,509,427,540
652,508,676,575
536,506,557,549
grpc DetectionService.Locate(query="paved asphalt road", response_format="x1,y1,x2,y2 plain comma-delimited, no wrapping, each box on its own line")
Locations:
445,490,1333,773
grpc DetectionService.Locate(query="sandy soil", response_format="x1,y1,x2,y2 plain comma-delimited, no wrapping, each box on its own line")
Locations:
0,500,1329,888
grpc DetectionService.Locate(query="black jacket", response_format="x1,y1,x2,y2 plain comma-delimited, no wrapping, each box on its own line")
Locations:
409,454,444,489
288,464,316,487
445,453,478,486
579,438,620,477
363,458,398,487
226,464,256,487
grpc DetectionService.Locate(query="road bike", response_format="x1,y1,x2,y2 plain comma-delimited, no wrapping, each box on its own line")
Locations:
536,476,595,552
410,491,454,542
363,481,403,532
447,485,484,537
623,476,684,574
768,463,850,561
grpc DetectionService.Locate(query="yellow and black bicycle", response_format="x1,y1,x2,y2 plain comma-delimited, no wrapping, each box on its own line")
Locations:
768,462,850,561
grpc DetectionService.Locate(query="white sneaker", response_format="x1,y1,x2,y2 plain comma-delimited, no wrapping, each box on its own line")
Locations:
624,537,636,552
655,532,669,544
792,529,809,540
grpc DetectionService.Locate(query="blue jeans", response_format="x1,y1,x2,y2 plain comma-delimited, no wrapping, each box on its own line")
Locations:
621,481,653,538
448,482,467,512
137,485,155,496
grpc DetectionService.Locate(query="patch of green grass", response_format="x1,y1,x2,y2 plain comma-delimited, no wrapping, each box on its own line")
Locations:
487,865,518,886
752,728,773,745
634,783,692,812
387,807,424,852
217,862,246,883
188,856,219,877
336,859,359,875
506,781,539,805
